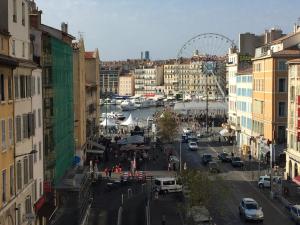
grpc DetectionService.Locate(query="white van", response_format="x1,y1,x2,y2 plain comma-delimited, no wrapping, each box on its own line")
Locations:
154,177,183,193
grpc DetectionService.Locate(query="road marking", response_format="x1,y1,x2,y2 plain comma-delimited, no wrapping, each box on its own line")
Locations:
206,143,289,219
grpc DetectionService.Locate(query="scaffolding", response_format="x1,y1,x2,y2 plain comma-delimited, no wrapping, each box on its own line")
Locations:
43,36,75,185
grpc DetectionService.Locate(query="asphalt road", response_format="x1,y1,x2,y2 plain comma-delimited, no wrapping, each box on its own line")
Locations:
174,137,294,225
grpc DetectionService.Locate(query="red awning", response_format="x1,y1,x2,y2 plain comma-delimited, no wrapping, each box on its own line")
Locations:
293,176,300,185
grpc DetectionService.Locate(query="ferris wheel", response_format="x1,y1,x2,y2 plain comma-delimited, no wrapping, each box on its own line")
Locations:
176,33,236,99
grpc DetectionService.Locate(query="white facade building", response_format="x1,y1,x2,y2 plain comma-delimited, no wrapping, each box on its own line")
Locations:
286,59,300,179
134,66,164,96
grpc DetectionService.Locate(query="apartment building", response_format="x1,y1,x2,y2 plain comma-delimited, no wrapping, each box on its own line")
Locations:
85,50,100,141
235,68,253,155
99,65,121,97
0,30,18,225
252,28,300,160
286,58,300,179
73,38,87,165
118,72,135,96
134,66,164,96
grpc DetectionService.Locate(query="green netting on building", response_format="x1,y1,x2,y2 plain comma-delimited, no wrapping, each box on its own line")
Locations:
51,37,74,184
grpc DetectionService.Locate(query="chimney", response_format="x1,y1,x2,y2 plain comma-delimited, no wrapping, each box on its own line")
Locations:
61,22,68,33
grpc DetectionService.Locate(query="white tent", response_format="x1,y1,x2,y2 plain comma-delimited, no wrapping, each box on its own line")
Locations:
121,114,136,126
100,118,116,127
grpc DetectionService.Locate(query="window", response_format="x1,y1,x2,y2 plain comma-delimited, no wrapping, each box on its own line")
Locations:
22,114,28,139
1,120,6,149
22,42,25,57
278,78,286,92
33,110,36,132
20,76,25,98
17,204,21,225
14,76,19,99
8,77,12,100
23,157,28,185
8,118,13,145
37,77,41,94
33,144,37,163
278,102,286,117
38,109,41,127
26,76,31,97
0,74,4,101
39,141,42,160
16,116,22,142
278,59,287,71
13,0,17,22
17,161,22,190
291,86,295,102
22,2,25,26
10,165,14,196
29,155,33,180
12,40,15,55
25,196,32,214
32,77,35,96
2,169,6,202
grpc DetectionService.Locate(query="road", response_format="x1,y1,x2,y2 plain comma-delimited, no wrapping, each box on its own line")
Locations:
174,137,294,225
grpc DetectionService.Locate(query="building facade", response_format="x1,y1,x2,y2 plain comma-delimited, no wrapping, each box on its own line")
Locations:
99,65,120,97
134,66,164,96
118,73,135,96
0,30,18,225
235,70,253,155
286,59,300,179
73,38,87,166
252,29,300,160
85,50,100,141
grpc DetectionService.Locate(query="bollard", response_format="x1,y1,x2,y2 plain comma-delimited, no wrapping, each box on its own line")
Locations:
117,207,123,225
128,188,132,198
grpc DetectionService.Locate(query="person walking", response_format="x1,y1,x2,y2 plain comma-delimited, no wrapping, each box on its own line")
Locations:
168,163,171,171
108,168,112,178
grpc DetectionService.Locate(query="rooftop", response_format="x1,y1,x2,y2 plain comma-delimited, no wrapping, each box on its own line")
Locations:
85,51,95,59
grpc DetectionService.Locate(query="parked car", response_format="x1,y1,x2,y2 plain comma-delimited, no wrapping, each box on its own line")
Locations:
258,175,282,188
188,136,198,143
182,134,189,143
231,157,244,167
238,198,264,222
202,154,213,165
208,161,220,173
183,128,192,134
188,142,199,151
290,205,300,224
217,152,231,162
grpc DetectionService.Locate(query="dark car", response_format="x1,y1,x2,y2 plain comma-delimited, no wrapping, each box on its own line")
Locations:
231,157,244,167
182,135,189,143
217,152,231,162
202,154,213,165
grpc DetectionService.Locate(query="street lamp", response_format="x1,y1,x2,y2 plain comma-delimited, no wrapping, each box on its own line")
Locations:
15,149,37,158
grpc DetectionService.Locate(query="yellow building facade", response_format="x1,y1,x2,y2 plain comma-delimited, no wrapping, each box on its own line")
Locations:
0,31,18,225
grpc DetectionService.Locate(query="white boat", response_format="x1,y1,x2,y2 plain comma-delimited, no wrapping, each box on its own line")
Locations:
103,98,116,105
120,100,136,111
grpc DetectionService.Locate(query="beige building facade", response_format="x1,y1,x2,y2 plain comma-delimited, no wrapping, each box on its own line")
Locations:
73,38,87,165
118,74,135,96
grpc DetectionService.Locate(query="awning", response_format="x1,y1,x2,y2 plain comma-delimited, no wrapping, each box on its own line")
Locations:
86,149,104,154
219,129,232,137
293,176,300,185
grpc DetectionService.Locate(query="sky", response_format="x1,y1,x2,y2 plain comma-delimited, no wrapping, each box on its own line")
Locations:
35,0,300,61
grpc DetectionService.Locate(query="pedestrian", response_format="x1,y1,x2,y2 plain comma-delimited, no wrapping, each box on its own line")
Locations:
183,162,187,170
218,136,221,142
231,152,234,158
161,214,166,225
168,163,171,171
173,163,176,171
104,168,108,178
108,168,112,178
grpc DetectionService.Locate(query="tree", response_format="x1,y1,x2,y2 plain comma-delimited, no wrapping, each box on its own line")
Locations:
157,111,178,143
180,169,230,215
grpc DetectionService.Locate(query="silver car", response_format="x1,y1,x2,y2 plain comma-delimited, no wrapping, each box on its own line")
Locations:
290,205,300,224
239,198,264,222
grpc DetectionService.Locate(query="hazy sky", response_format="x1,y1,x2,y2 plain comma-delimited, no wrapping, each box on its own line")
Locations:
35,0,300,61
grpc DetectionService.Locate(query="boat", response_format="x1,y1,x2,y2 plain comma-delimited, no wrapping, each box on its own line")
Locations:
114,112,126,120
120,100,136,111
103,98,116,105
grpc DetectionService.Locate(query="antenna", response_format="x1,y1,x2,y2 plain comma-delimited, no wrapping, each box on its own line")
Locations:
78,31,85,40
